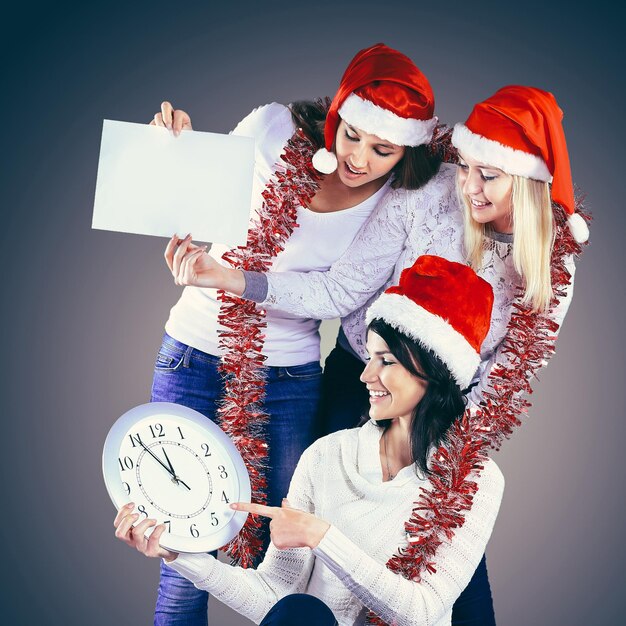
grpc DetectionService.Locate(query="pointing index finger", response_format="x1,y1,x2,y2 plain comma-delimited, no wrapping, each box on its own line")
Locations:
231,502,277,519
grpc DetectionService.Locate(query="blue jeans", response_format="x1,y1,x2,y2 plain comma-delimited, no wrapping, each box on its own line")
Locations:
151,333,322,626
315,341,370,437
318,343,496,626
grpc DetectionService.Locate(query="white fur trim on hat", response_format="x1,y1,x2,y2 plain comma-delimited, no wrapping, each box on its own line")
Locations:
312,148,338,174
452,123,552,182
339,93,437,147
365,293,480,389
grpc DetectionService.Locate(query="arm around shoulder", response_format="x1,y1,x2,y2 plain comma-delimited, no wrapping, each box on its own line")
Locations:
262,186,414,318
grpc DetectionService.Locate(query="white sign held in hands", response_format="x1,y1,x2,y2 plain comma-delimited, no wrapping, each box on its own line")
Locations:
92,120,255,246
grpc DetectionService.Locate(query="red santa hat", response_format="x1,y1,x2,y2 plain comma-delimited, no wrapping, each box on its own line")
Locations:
312,43,437,174
365,255,494,389
451,85,589,243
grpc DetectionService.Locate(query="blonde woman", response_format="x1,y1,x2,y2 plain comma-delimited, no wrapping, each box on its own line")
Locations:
175,85,588,624
453,85,587,312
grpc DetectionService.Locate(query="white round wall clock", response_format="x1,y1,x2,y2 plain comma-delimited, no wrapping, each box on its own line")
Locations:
103,402,250,553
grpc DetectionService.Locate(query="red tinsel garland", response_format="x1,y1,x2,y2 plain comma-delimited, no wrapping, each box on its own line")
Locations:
216,130,319,567
365,201,589,625
428,125,456,164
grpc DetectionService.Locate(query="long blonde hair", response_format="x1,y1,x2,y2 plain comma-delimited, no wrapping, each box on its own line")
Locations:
462,176,554,312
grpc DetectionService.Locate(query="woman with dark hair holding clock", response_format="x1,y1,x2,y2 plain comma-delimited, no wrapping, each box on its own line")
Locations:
115,255,505,626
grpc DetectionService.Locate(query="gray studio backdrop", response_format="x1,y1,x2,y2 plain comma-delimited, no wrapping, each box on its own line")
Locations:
2,1,623,624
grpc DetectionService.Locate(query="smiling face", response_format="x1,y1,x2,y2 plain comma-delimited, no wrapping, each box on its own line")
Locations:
334,119,405,188
360,330,428,423
457,151,514,234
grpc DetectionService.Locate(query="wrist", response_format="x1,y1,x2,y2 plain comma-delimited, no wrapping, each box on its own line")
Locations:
221,268,245,296
307,519,330,549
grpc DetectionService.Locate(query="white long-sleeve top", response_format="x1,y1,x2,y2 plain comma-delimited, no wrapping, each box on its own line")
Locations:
258,164,575,405
169,420,504,625
164,102,391,366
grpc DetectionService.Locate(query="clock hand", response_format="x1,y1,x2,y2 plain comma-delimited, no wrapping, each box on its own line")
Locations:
162,447,176,475
175,477,192,491
138,439,177,479
162,447,191,491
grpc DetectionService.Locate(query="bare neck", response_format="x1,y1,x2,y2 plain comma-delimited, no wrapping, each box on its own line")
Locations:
307,171,390,214
380,417,414,481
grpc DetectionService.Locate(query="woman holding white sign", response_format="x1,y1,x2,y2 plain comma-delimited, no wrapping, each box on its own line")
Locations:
147,43,448,626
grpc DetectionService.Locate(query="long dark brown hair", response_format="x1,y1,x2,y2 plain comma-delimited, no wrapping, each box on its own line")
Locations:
365,319,466,476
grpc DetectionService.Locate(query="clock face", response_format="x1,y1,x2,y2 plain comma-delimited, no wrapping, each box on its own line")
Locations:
103,402,250,553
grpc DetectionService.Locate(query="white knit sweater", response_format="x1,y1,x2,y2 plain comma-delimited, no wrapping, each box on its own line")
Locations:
259,164,575,406
169,421,504,625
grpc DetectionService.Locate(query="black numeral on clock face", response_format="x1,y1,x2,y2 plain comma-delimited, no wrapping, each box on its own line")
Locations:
177,426,185,440
221,491,230,504
138,505,148,518
118,456,134,471
210,512,219,527
122,482,131,495
163,520,171,533
190,524,199,538
128,433,143,448
149,423,165,438
218,465,228,479
201,443,211,457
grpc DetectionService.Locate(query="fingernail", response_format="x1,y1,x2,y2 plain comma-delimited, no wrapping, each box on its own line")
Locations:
230,503,238,509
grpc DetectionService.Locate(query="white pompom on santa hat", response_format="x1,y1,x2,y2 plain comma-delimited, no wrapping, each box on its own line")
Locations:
451,85,589,243
312,43,438,175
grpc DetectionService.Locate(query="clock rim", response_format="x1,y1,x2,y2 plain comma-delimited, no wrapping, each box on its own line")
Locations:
102,402,251,553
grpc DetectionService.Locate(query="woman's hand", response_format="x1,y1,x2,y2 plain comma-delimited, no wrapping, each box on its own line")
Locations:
114,503,179,563
150,101,192,136
231,499,330,550
164,234,244,294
